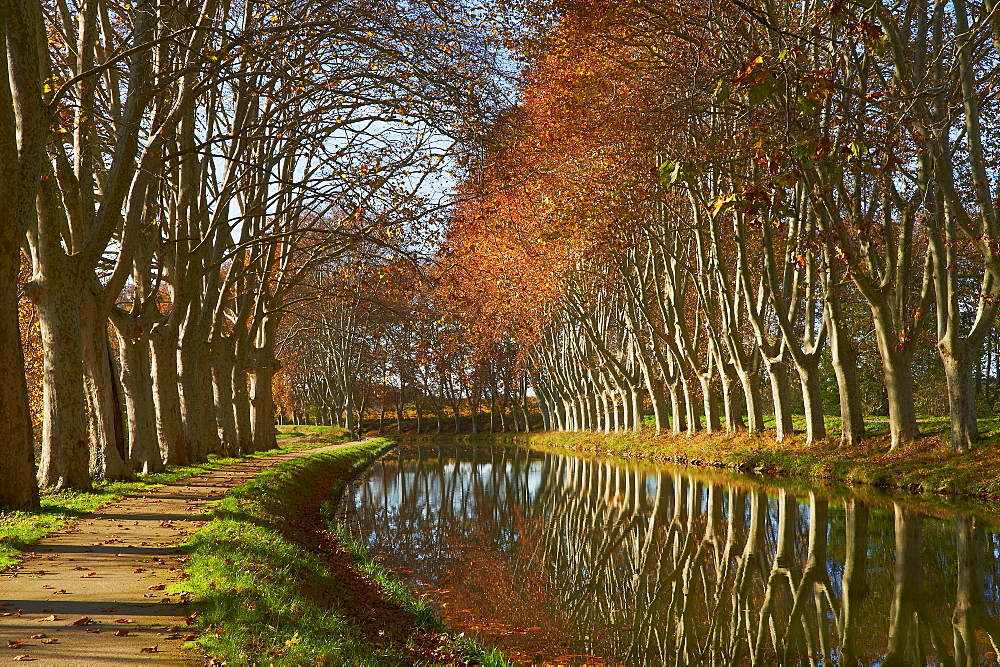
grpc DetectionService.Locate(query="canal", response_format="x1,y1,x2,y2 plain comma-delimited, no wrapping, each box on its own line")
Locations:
340,442,1000,665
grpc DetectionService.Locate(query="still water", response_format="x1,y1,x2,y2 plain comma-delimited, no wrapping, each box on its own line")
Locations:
340,442,1000,665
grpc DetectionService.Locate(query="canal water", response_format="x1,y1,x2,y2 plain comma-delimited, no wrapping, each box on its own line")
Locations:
339,442,1000,665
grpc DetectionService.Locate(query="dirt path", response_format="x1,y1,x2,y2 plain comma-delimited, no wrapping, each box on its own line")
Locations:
0,440,363,665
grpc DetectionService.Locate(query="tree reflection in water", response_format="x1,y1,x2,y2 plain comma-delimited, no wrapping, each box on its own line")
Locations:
340,443,1000,665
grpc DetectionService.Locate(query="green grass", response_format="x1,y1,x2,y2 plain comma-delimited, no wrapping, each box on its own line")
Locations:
0,426,352,569
174,440,506,666
276,424,352,440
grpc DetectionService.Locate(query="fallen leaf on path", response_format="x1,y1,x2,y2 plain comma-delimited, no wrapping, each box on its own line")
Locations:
114,629,128,637
38,615,57,622
139,645,157,653
40,639,57,645
147,584,165,590
55,590,67,594
71,617,91,626
101,607,117,613
183,634,197,641
11,654,29,661
40,585,53,589
85,628,101,634
113,619,135,624
7,640,23,648
29,635,44,640
133,568,143,573
0,610,23,617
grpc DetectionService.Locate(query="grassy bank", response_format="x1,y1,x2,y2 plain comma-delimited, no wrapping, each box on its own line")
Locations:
0,426,352,570
526,423,1000,500
176,439,504,666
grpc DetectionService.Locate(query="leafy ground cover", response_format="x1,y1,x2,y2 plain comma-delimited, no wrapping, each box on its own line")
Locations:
0,426,352,569
525,418,1000,500
176,440,504,666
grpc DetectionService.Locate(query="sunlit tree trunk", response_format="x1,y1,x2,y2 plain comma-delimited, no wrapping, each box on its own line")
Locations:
150,323,187,466
824,261,866,448
111,310,162,473
81,286,130,480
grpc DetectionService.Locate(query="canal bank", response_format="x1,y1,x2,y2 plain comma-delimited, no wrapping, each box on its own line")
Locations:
516,426,1000,501
174,439,503,666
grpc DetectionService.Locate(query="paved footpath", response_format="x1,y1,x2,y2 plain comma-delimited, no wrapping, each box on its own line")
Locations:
0,441,360,665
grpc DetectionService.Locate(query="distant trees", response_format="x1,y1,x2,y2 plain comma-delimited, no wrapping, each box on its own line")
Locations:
274,255,538,435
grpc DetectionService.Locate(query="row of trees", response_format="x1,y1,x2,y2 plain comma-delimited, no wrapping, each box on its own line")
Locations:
1,0,502,508
273,255,537,435
446,0,1000,454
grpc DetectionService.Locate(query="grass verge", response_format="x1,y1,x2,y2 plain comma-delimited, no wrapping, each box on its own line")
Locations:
0,426,352,569
526,424,1000,500
321,505,507,667
175,439,505,666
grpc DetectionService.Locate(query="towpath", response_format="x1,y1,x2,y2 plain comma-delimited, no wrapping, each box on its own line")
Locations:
0,440,363,665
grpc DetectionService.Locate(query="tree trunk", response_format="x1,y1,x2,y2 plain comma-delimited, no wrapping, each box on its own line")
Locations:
940,342,978,453
34,277,92,490
211,338,238,456
827,306,866,447
872,308,920,450
682,375,700,435
698,373,722,433
250,345,279,452
178,340,216,461
81,287,130,480
149,324,187,466
794,355,827,446
232,338,252,454
1,0,43,509
734,364,765,434
668,381,685,434
719,363,745,434
767,360,794,442
0,247,38,507
112,315,162,473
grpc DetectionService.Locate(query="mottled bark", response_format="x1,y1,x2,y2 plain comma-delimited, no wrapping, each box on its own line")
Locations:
149,324,187,466
33,273,91,491
767,360,794,442
81,287,130,480
111,312,162,473
211,337,238,455
0,0,41,508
